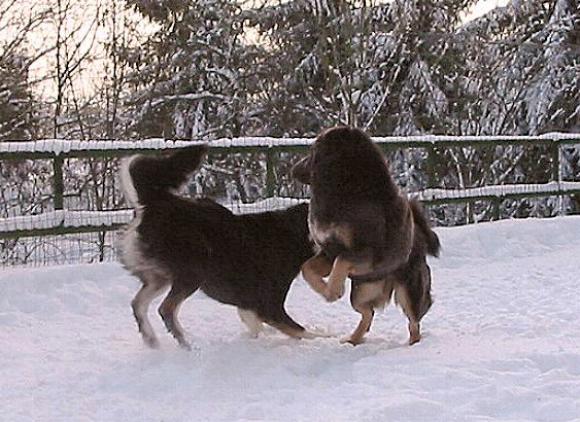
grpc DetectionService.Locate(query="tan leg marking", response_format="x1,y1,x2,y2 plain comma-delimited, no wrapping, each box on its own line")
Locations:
341,281,385,345
408,322,421,345
237,308,263,338
301,253,333,297
394,284,421,345
131,271,171,349
324,256,353,302
341,306,375,345
132,283,166,349
375,278,395,311
267,322,318,339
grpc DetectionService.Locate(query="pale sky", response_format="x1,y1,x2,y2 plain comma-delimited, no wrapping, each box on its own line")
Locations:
4,0,511,100
468,0,510,21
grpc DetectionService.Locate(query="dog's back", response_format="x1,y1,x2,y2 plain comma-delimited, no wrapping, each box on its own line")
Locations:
308,127,414,272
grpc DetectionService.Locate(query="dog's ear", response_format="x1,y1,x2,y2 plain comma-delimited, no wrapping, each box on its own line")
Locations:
291,154,312,184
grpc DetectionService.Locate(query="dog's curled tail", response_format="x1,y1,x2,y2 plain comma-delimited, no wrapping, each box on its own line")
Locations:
120,144,208,207
410,199,441,257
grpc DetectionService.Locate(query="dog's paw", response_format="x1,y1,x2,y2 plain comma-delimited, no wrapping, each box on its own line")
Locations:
178,339,193,351
408,333,421,346
339,335,365,346
143,335,160,349
304,327,334,338
408,322,421,345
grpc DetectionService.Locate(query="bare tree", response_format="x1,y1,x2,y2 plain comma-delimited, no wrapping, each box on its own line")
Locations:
0,0,54,140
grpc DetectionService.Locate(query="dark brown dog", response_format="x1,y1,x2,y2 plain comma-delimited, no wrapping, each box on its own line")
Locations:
292,126,440,345
120,145,316,350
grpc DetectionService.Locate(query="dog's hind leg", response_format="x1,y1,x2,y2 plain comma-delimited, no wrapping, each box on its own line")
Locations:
131,272,170,349
158,282,200,350
341,281,385,345
301,253,333,297
237,308,263,338
342,303,375,346
394,284,421,345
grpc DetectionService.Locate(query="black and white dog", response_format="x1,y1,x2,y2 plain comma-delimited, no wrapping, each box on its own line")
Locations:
119,145,316,350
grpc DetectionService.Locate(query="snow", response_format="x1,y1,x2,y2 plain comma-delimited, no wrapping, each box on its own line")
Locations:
2,133,580,155
1,216,580,421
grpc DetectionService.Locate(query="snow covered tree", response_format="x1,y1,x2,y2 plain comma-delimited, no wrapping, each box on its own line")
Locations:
460,0,579,136
122,0,262,140
248,0,479,136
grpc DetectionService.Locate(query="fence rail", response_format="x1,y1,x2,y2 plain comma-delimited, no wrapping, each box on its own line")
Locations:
3,179,580,240
2,133,580,212
1,134,580,263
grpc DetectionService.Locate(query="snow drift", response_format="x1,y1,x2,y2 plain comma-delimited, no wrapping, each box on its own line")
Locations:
1,216,579,421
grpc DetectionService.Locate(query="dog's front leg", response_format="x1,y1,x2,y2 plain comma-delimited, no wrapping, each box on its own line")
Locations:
324,256,352,302
301,253,333,297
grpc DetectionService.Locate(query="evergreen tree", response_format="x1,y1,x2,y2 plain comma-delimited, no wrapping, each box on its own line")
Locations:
123,0,262,140
248,0,479,136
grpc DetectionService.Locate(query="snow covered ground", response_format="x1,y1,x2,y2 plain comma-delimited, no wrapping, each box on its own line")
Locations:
1,216,579,422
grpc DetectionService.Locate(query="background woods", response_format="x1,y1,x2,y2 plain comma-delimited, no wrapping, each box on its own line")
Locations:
1,0,579,224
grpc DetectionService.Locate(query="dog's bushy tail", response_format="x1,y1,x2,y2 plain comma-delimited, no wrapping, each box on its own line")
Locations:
120,144,208,207
410,199,441,257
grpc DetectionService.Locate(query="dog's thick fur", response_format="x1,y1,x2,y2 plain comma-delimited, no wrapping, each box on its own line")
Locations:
120,145,315,349
292,126,440,345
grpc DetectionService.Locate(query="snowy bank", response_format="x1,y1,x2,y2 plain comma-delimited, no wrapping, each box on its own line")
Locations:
1,216,580,421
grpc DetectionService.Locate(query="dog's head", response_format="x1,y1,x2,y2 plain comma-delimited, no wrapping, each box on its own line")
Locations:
291,126,379,185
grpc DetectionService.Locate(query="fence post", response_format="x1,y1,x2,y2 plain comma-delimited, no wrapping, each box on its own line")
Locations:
266,147,277,198
550,141,560,183
426,144,437,188
550,140,563,215
53,155,64,210
492,198,501,221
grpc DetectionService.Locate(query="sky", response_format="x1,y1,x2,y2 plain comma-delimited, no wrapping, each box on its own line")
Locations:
3,0,512,99
469,0,510,21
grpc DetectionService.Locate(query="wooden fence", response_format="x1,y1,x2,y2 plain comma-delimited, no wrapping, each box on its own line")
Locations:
1,134,580,242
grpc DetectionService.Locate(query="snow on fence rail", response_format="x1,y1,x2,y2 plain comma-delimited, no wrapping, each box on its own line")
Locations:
1,133,580,209
0,210,134,238
414,181,580,203
1,132,580,156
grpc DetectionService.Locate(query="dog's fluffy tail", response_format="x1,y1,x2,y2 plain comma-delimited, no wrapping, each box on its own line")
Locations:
120,144,208,207
410,199,440,257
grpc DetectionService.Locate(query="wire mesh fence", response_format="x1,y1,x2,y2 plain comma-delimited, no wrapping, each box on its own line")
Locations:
0,231,119,267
